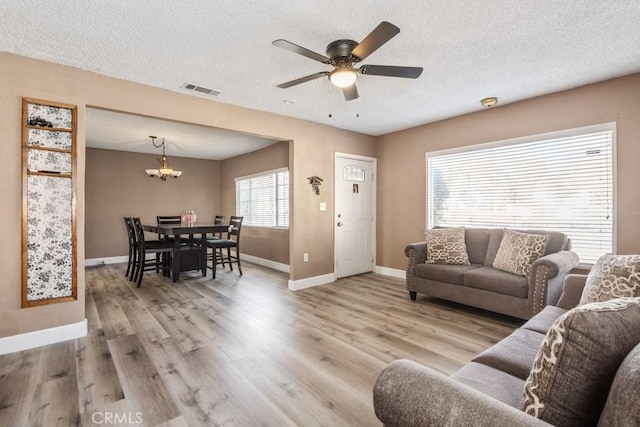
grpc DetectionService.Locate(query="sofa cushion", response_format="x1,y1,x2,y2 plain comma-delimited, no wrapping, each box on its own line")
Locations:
493,229,550,277
414,263,481,285
451,362,525,409
580,254,640,305
463,267,529,298
522,297,640,427
484,228,568,267
464,228,491,265
472,328,546,380
520,305,568,334
599,343,640,426
425,227,470,265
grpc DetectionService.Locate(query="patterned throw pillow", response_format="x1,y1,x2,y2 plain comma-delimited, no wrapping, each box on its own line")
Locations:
425,227,470,265
493,229,550,277
522,297,640,426
580,254,640,305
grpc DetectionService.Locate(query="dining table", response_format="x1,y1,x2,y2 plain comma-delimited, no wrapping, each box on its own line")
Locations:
142,223,230,281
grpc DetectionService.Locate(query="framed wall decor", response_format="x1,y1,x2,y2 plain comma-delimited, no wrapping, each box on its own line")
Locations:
21,97,78,307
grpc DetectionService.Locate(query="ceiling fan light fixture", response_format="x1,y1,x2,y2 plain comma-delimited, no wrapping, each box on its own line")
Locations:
273,22,421,101
329,68,358,88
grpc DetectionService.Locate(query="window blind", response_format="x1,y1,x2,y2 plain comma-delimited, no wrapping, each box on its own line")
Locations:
236,169,289,227
427,124,614,264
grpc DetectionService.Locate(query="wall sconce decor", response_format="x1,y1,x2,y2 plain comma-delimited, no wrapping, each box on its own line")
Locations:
307,175,323,195
145,135,182,181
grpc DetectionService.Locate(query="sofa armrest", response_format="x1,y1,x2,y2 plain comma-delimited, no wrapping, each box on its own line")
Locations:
531,250,580,279
556,274,588,310
373,360,551,427
404,242,427,263
528,250,580,315
405,242,427,292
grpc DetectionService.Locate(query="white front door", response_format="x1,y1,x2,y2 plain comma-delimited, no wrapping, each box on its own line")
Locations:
334,154,375,278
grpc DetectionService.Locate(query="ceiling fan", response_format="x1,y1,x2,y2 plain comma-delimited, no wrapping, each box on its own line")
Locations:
273,21,423,101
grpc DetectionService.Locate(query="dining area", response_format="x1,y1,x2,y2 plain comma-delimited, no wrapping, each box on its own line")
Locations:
123,213,244,287
84,140,291,287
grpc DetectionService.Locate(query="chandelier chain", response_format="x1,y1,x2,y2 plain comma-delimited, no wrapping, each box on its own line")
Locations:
149,135,165,149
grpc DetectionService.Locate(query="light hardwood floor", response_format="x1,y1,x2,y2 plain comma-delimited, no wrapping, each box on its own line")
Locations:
0,262,521,426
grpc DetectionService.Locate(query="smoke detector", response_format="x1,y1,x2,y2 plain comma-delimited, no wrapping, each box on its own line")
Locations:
480,97,498,107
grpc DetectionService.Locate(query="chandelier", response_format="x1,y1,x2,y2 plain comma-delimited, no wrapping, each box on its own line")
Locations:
145,136,182,181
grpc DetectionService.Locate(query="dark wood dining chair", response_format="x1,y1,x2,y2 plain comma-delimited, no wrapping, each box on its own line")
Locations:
123,217,138,281
199,215,227,267
156,215,182,226
210,215,226,238
156,215,189,244
132,217,174,287
208,215,226,265
204,216,244,275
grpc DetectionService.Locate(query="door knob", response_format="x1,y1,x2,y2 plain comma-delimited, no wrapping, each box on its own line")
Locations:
337,222,343,227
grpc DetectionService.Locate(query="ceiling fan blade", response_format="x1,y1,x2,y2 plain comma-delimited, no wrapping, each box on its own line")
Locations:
359,65,423,79
343,84,359,101
272,39,332,64
351,21,400,61
277,72,329,89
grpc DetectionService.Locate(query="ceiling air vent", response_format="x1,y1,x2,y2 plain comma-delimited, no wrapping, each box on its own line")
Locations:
182,83,221,97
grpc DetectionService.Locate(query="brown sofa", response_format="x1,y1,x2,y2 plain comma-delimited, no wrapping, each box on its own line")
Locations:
405,228,580,320
373,274,640,426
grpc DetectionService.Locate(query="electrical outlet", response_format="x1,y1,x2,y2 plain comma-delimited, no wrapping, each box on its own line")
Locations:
303,253,309,262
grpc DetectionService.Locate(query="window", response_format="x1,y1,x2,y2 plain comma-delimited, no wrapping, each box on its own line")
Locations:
343,165,365,181
427,123,615,264
236,168,289,227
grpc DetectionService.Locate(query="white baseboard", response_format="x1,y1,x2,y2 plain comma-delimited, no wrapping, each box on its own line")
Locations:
288,273,337,291
375,265,405,279
237,253,290,273
0,319,88,355
86,254,291,274
85,255,128,266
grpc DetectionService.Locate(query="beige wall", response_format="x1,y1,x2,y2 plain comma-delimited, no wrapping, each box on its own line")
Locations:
85,148,220,259
86,142,291,266
10,47,635,341
376,73,640,270
0,52,375,339
219,141,290,265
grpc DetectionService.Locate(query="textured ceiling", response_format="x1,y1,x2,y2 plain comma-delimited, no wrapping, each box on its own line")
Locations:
2,0,640,144
86,108,280,160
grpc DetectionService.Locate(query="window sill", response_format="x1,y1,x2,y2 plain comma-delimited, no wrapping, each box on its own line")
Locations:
244,225,289,230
